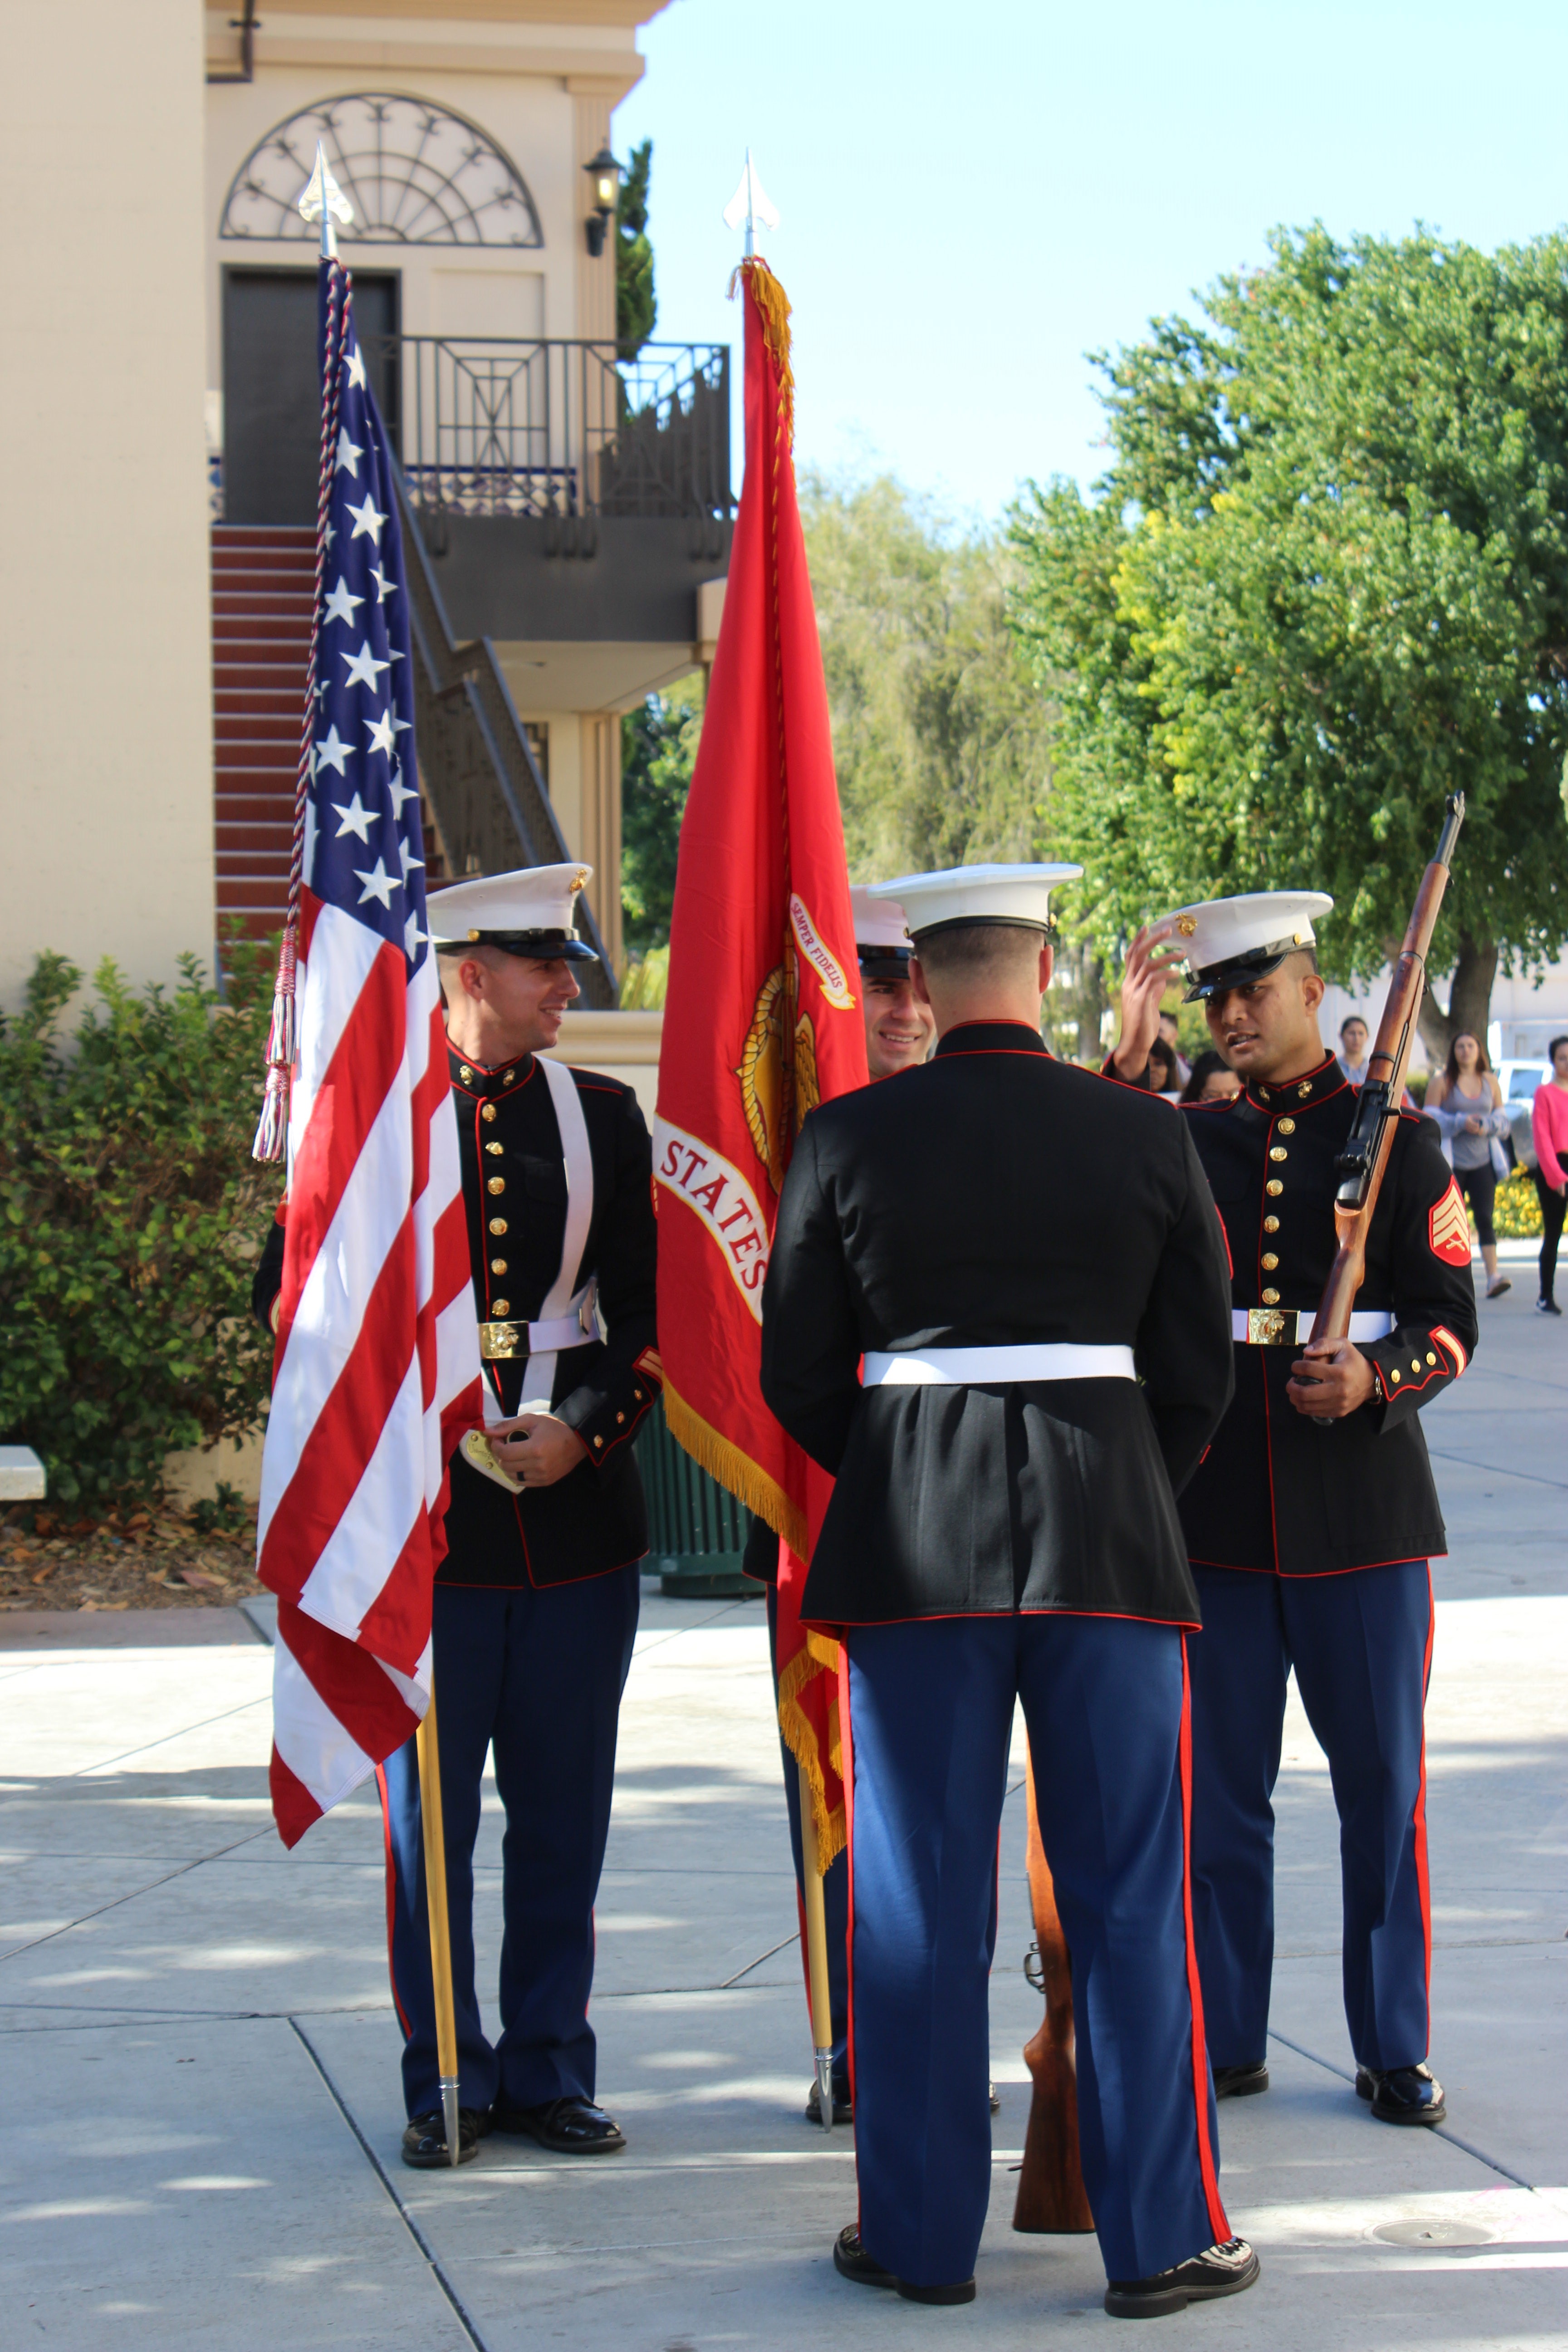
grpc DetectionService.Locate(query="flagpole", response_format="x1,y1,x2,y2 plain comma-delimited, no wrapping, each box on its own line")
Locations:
797,1760,835,2132
416,1678,463,2168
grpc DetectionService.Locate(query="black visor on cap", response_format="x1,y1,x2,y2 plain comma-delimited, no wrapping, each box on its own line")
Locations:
1181,934,1307,1003
858,944,912,978
434,928,600,963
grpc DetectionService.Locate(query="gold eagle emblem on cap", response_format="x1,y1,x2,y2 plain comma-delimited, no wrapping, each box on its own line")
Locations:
1176,915,1198,937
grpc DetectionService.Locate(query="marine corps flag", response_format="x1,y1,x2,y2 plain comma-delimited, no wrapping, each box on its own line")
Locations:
654,259,866,1869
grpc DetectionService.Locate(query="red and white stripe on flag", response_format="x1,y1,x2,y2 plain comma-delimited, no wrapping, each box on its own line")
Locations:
257,889,482,1847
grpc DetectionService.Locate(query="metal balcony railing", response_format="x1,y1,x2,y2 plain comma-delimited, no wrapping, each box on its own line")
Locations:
363,336,731,525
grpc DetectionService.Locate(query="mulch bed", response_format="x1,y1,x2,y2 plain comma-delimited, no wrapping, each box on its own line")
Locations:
0,1501,265,1613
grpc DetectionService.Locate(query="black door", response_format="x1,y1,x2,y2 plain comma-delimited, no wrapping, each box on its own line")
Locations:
222,270,400,525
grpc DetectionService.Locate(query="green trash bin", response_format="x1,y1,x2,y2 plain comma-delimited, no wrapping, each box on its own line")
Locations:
634,1392,763,1598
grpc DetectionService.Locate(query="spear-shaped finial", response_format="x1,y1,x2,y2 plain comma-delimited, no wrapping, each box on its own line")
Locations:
298,138,354,260
722,149,779,259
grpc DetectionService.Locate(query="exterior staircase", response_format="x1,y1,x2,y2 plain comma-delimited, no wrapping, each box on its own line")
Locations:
211,526,314,942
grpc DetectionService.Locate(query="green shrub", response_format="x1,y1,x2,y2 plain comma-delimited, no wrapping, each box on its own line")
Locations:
0,946,277,1511
1494,1166,1543,1238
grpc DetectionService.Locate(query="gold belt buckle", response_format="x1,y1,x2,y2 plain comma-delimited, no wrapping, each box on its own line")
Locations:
479,1319,523,1359
1246,1308,1293,1346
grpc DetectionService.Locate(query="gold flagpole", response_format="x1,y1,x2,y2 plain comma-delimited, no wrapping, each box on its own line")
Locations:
797,1760,835,2132
416,1677,462,2168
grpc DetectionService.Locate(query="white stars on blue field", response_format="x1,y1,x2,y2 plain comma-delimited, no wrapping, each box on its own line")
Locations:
302,267,428,968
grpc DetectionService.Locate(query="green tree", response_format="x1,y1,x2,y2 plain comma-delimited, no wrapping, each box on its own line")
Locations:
622,674,702,956
801,472,1055,879
616,138,657,358
1012,226,1568,1052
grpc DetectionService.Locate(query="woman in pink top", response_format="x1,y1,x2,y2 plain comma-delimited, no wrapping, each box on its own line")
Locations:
1531,1035,1568,1315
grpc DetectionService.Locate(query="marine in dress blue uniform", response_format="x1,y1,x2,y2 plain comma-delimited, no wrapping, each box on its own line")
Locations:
255,865,660,2168
1111,893,1480,2128
761,865,1259,2319
745,887,939,2126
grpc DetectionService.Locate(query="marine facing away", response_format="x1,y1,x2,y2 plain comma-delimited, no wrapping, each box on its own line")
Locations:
1112,892,1480,2127
761,862,1259,2320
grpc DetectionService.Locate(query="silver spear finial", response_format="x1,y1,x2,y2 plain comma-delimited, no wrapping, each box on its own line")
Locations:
722,150,779,260
298,139,354,260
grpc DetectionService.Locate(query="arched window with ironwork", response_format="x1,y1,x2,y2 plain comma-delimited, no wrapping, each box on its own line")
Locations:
220,93,543,247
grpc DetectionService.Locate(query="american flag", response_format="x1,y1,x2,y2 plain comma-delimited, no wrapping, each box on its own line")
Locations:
255,254,483,1848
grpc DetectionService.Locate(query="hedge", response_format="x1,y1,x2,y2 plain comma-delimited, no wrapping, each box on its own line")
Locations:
0,947,277,1512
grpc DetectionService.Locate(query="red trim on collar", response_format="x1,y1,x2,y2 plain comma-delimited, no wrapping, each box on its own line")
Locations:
1243,1054,1348,1114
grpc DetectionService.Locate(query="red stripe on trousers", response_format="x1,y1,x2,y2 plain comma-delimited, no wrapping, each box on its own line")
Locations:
275,933,410,1354
270,1744,323,1851
837,1641,860,2230
1414,1564,1435,2046
376,1761,414,2037
1179,1634,1231,2246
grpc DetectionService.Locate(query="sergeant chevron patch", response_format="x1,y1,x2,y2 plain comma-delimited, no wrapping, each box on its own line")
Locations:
1429,1179,1472,1266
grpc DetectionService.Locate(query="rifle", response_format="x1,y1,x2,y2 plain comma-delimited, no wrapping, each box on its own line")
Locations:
1309,793,1466,1346
1011,1762,1095,2235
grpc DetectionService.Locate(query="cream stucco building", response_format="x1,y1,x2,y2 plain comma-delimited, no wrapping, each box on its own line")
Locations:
0,0,721,1013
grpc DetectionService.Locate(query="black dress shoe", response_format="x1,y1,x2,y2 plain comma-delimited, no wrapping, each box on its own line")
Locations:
400,2105,490,2169
1105,2237,1259,2318
804,2079,854,2125
832,2225,975,2303
1213,2060,1269,2099
1356,2062,1446,2125
491,2095,626,2153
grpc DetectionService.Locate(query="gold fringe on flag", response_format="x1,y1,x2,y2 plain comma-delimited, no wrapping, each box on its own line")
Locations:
730,256,795,448
662,1378,808,1558
778,1630,846,1873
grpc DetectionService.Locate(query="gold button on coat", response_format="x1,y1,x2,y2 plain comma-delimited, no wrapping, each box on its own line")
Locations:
492,1298,511,1317
1262,1253,1279,1269
1262,1287,1280,1305
490,1259,508,1275
487,1177,505,1195
1266,1178,1284,1196
1269,1146,1288,1162
486,1140,503,1156
489,1218,507,1235
1278,1117,1296,1134
1263,1215,1279,1232
1426,1352,1437,1365
1412,1358,1421,1372
1391,1368,1401,1382
482,1103,497,1123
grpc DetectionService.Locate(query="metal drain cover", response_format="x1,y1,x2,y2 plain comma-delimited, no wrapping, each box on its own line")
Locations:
1373,2218,1494,2248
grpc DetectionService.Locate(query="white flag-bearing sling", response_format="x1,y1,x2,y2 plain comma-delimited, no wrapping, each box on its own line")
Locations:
253,157,483,1850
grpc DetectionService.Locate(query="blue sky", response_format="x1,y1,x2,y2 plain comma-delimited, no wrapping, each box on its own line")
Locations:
617,0,1568,526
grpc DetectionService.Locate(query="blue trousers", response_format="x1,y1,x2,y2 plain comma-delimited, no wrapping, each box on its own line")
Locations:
767,1587,851,2097
1187,1562,1433,2075
379,1570,639,2117
847,1614,1228,2290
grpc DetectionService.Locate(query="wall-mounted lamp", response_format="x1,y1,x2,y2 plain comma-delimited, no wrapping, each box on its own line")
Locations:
583,146,622,258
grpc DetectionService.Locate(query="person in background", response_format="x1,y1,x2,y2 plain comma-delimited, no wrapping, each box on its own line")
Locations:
1159,1008,1192,1089
1338,1015,1371,1085
1181,1049,1241,1106
1531,1035,1568,1316
852,884,938,1078
1426,1034,1512,1299
1147,1036,1184,1099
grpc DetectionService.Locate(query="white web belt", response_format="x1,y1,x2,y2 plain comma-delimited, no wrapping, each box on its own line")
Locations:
862,1344,1137,1387
1232,1308,1394,1346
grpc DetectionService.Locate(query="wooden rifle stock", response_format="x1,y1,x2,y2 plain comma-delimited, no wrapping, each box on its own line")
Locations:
1012,1760,1095,2235
1310,794,1466,1345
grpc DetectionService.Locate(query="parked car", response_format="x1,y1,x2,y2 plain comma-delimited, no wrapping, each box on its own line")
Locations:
1497,1060,1550,1171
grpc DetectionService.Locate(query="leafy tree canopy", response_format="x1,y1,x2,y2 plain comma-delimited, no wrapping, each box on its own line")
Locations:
803,471,1054,879
616,138,657,358
1011,225,1568,1046
622,673,702,959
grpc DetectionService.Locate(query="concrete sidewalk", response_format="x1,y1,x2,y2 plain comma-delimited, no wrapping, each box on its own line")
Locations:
1,1275,1563,2347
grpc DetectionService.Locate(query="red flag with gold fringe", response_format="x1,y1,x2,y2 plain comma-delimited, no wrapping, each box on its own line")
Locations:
653,259,864,1870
